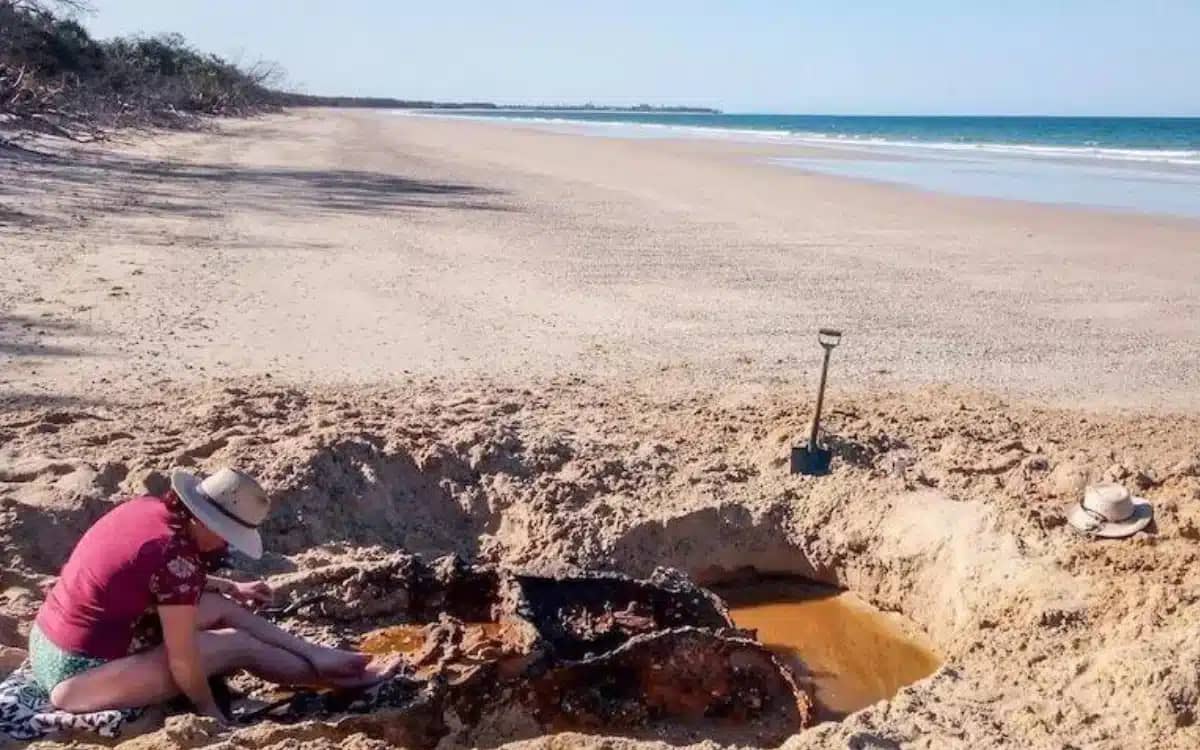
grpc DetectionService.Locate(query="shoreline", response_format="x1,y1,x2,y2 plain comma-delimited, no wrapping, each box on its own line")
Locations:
399,110,1200,219
399,110,1200,164
7,111,1200,412
5,108,1200,411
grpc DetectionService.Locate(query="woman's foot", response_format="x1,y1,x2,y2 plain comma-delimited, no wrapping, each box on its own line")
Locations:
308,648,371,679
324,655,404,689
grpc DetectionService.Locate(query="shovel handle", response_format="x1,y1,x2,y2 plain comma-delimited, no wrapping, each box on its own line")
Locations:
818,328,842,348
808,341,835,449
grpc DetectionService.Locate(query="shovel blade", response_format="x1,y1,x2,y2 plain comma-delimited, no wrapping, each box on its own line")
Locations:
790,446,832,476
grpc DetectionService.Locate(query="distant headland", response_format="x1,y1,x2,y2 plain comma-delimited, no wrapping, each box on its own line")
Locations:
272,93,720,114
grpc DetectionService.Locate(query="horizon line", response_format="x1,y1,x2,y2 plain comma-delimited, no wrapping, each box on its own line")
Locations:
295,95,1200,119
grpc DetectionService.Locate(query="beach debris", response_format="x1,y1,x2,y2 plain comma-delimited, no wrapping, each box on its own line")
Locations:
792,328,843,475
250,554,813,747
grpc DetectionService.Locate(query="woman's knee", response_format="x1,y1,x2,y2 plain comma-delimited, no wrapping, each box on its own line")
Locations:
49,679,86,712
49,673,127,712
48,649,172,712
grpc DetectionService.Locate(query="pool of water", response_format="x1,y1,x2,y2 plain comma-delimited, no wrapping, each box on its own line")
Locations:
357,579,940,725
359,622,507,655
715,579,941,721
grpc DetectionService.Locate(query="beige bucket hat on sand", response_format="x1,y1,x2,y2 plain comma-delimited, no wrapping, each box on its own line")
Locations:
171,468,270,559
1067,483,1153,538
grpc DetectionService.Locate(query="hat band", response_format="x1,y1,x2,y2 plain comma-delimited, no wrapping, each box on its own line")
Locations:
1077,501,1111,530
196,486,260,530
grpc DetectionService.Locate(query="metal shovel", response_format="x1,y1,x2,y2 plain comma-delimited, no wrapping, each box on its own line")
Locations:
791,328,842,475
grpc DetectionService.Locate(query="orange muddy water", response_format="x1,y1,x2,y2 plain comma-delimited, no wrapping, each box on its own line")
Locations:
716,579,941,721
356,580,939,724
359,622,507,655
359,625,428,655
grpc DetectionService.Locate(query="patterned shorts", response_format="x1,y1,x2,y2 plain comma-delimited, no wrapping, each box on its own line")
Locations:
28,625,108,694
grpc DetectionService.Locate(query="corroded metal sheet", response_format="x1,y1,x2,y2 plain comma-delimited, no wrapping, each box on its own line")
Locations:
254,555,812,746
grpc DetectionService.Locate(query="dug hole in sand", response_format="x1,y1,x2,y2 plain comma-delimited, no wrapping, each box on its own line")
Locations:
1,379,1198,749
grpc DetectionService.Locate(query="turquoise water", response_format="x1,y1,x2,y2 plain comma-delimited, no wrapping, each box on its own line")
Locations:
423,111,1200,217
439,112,1200,161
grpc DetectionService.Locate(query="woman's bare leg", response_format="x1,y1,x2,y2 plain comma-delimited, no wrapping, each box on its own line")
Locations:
196,593,369,678
49,628,315,713
50,597,401,712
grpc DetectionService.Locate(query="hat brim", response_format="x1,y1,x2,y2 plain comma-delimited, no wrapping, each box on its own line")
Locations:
1067,497,1153,539
171,470,264,559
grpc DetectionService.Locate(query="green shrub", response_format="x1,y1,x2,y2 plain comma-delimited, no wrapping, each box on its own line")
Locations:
1,0,277,137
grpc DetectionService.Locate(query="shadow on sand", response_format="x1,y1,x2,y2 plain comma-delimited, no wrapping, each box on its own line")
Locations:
0,148,512,226
0,313,89,359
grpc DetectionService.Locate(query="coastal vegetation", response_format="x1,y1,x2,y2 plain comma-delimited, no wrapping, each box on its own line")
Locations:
0,0,279,143
205,92,720,114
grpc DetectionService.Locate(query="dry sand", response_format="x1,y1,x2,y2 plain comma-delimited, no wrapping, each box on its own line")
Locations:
1,110,1199,749
3,109,1200,408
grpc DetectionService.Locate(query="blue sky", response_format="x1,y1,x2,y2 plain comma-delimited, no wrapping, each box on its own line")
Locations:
82,1,1199,116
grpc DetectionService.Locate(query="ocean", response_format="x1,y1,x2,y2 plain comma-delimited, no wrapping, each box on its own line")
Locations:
422,111,1200,218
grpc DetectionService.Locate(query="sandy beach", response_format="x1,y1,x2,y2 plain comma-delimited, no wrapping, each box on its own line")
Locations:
2,110,1199,749
4,109,1200,408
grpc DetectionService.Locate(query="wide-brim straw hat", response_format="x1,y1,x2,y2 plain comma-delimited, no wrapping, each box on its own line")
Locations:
171,468,270,559
1067,483,1153,539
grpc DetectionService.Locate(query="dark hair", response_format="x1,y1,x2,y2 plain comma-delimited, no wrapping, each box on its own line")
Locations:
161,489,231,570
159,488,194,528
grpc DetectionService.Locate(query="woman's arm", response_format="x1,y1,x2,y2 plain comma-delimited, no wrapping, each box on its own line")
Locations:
158,604,224,722
204,576,234,595
205,576,273,607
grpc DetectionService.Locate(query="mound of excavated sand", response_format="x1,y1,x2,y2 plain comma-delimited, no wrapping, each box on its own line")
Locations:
1,377,1198,749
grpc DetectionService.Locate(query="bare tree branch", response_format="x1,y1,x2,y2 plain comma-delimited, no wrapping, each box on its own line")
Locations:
1,0,280,143
9,1,94,15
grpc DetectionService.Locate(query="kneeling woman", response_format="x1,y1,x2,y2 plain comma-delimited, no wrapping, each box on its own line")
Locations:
30,468,397,723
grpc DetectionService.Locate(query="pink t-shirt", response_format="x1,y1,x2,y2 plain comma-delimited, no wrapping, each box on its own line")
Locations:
35,495,208,660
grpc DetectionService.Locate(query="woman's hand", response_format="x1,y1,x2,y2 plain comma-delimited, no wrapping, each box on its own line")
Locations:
159,604,219,723
229,579,273,608
200,703,231,729
206,576,274,608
